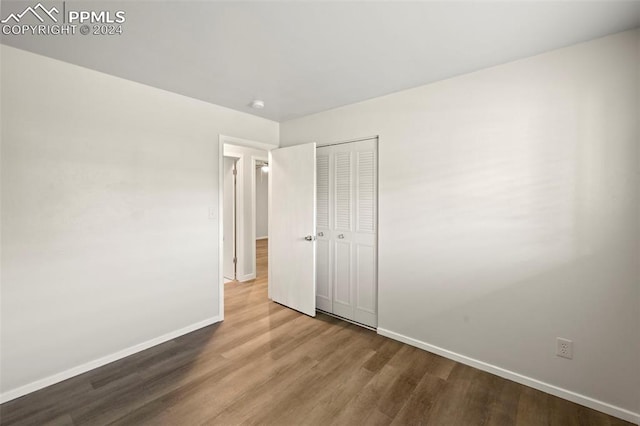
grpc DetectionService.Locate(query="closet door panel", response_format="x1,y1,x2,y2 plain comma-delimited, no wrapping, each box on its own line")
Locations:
354,242,377,327
352,139,377,327
356,150,376,234
315,150,332,312
316,238,332,312
332,239,353,319
334,151,352,232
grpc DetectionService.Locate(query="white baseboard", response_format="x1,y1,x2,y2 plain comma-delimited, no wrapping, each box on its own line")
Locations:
237,272,256,282
377,328,639,424
0,316,222,404
256,236,268,240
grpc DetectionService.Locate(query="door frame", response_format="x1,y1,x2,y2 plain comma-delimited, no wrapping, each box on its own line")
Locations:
251,155,269,250
222,155,239,281
218,135,277,320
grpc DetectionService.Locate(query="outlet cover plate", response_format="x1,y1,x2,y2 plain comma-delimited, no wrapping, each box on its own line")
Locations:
556,338,573,359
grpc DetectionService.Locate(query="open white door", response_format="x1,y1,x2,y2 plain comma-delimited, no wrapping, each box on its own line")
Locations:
223,157,236,280
269,143,316,317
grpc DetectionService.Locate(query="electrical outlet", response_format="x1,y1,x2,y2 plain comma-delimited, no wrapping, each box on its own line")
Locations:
556,338,573,359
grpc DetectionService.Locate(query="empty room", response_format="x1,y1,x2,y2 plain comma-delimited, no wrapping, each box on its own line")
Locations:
1,1,639,425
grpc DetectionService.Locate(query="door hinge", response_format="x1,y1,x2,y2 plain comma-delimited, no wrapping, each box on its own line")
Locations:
233,257,237,264
232,168,237,176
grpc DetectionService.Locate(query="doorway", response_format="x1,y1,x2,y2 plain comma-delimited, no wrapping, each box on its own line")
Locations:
255,160,269,243
218,135,276,319
255,159,269,279
218,135,378,329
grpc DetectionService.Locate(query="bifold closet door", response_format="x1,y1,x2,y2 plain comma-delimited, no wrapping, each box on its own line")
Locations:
316,139,377,328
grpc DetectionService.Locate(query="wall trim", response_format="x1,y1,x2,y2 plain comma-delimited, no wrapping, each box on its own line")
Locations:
0,316,222,404
236,272,257,282
256,236,268,240
377,328,639,424
315,134,379,147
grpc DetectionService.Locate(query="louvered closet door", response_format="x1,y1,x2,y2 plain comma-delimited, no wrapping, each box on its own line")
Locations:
315,148,332,312
316,139,377,328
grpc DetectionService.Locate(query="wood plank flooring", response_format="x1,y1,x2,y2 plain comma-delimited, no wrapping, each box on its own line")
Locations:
0,239,632,425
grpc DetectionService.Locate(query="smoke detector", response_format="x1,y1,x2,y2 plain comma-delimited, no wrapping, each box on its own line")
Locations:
250,100,265,109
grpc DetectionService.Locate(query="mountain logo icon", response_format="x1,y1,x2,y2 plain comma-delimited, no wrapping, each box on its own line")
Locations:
1,3,59,24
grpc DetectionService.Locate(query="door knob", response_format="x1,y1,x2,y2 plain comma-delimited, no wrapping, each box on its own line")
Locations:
338,234,345,239
305,235,316,241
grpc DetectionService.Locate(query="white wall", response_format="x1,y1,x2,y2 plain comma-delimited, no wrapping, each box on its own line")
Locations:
223,143,268,281
0,45,279,399
255,169,269,239
281,30,640,419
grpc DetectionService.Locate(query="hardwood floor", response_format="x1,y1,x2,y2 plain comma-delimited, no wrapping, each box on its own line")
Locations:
0,239,632,425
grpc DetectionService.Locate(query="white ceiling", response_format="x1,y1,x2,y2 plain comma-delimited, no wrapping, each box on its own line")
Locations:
2,1,639,122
